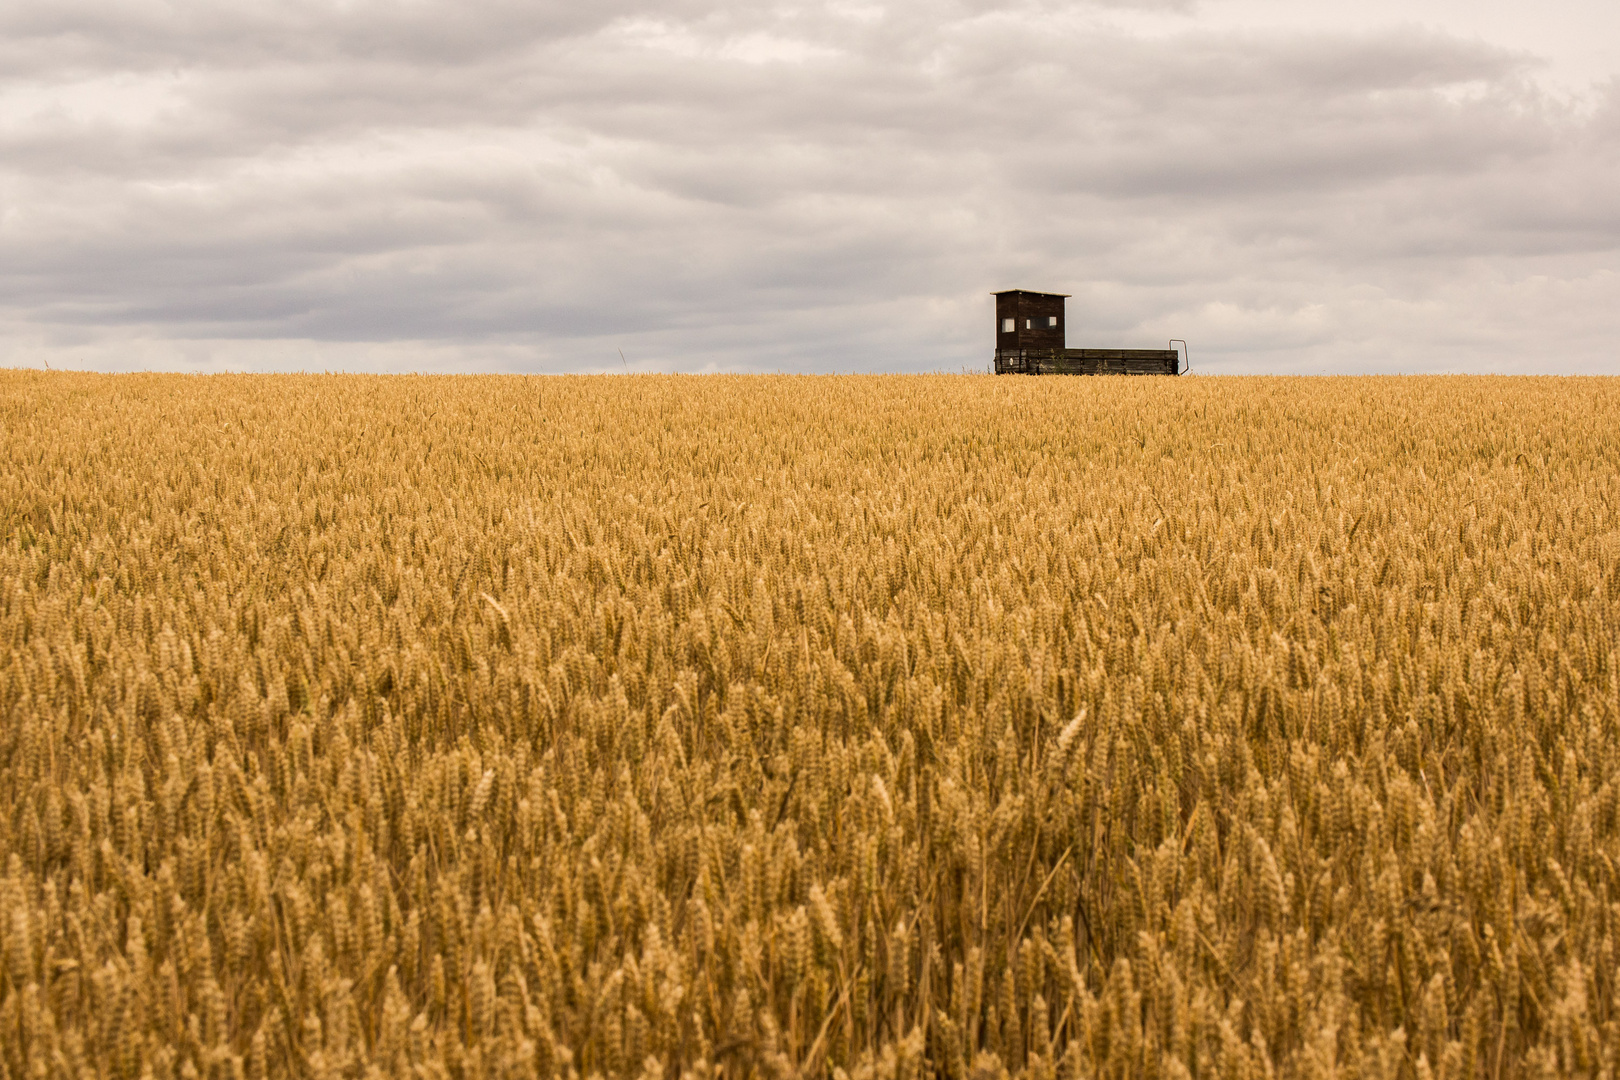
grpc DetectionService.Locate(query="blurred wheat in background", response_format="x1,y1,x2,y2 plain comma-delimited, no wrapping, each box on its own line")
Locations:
3,372,1619,1078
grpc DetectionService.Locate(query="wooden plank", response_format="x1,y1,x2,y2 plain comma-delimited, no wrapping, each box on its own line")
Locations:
993,349,1179,376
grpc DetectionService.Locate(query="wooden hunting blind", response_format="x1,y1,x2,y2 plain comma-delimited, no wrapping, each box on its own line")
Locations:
993,289,1181,375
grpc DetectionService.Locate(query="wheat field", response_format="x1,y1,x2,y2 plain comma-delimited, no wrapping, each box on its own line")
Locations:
2,371,1619,1079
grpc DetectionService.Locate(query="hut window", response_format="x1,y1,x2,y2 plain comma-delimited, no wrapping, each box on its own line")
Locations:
1024,318,1032,329
1001,318,1014,332
1047,316,1058,328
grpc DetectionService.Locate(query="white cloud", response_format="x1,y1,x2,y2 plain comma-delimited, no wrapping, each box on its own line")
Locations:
0,0,1616,373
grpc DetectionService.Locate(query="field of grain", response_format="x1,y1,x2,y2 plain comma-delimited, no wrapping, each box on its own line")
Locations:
2,372,1619,1079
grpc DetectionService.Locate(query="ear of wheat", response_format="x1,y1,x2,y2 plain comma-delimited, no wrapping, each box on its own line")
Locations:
1,371,1616,1077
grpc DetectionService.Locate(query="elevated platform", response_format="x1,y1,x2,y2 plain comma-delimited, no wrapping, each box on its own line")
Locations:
994,349,1180,376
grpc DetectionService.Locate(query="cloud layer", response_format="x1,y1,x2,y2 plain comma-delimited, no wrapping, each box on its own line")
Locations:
2,0,1617,372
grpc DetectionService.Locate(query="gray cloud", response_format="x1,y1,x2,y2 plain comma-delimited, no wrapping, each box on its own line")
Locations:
1,0,1616,372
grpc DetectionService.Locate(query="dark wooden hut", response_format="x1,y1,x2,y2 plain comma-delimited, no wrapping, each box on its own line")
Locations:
993,289,1180,375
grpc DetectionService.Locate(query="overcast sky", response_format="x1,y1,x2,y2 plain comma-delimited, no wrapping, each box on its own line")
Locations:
2,0,1616,374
